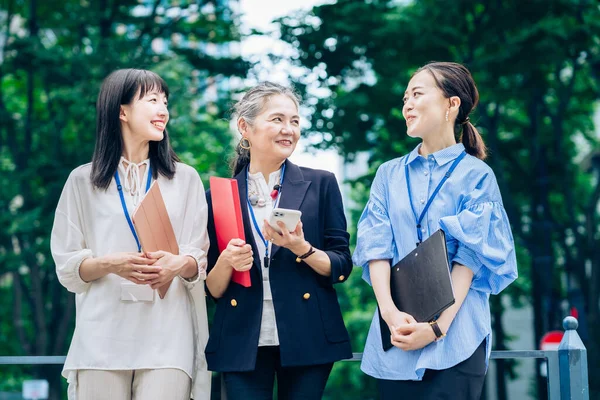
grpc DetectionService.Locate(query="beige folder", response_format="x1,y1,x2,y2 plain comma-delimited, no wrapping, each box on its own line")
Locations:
132,181,179,299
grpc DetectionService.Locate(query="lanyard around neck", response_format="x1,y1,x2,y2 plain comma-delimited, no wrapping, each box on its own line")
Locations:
405,151,466,244
114,164,153,252
246,163,286,268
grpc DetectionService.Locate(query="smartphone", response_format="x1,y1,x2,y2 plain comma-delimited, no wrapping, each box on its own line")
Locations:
269,208,302,234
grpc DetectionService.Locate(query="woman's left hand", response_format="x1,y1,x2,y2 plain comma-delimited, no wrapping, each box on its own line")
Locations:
144,251,187,289
390,323,437,351
263,220,310,255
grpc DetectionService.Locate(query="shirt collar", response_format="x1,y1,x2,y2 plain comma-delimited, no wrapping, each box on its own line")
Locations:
405,143,466,166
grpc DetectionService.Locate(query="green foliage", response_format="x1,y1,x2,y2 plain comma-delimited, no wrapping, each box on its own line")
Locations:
277,0,600,398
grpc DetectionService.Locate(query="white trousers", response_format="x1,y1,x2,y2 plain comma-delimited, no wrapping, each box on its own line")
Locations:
77,368,191,400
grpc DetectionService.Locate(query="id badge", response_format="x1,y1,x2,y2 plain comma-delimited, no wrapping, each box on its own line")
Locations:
120,282,155,302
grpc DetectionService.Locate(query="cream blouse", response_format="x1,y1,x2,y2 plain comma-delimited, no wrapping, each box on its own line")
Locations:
247,170,281,347
50,161,210,399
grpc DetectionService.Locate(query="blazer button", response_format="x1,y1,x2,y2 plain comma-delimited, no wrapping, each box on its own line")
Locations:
338,275,345,281
231,299,237,307
303,293,311,300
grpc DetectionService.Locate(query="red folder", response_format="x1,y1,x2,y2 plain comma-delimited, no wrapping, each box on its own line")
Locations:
209,177,251,287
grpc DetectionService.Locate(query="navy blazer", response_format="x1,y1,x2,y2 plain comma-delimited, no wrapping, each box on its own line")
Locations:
204,160,353,372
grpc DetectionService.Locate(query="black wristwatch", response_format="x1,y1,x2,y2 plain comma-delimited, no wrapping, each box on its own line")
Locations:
429,320,446,341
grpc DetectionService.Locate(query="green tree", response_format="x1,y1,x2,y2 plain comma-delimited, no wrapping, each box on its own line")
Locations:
0,1,246,398
277,0,600,398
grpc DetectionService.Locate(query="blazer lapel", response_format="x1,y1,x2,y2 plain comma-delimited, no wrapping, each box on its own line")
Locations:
234,168,263,280
271,160,311,257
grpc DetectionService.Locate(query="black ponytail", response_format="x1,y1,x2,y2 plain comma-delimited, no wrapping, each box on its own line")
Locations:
460,121,487,160
230,140,251,176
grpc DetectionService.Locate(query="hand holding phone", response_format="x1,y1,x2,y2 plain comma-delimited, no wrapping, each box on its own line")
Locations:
268,208,302,234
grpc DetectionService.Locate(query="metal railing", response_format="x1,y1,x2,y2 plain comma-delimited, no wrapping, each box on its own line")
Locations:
0,317,589,399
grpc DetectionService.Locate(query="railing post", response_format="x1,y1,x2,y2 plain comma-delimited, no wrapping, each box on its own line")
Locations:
558,316,589,400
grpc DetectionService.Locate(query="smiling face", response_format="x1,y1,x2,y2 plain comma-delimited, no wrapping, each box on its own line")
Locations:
120,88,169,143
402,70,453,140
241,94,300,164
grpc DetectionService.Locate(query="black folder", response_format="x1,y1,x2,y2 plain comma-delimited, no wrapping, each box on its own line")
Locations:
379,229,455,351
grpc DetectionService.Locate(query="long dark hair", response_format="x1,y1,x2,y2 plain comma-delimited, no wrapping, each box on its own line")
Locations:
415,62,487,160
90,69,179,190
229,82,301,176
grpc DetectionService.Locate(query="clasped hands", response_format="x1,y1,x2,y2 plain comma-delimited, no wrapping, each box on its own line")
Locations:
103,251,187,289
384,310,438,351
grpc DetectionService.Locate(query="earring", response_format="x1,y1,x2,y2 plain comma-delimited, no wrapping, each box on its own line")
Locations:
445,110,449,122
239,137,251,150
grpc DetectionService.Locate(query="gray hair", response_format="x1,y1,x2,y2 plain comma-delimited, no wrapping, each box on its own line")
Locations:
230,82,301,176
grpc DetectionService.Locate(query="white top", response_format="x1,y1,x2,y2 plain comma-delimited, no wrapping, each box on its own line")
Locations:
50,161,210,399
247,170,280,346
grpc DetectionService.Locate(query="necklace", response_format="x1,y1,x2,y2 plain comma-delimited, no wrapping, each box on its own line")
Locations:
248,179,267,207
248,170,282,208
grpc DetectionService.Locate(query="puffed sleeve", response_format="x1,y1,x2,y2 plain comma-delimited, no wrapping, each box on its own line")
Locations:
51,174,93,294
352,163,395,286
177,168,209,289
439,173,518,295
321,172,353,286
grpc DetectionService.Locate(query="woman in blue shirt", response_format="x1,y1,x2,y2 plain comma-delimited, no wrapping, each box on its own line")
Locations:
353,62,518,399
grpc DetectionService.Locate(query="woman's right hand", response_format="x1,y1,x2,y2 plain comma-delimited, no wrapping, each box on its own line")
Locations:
219,238,253,271
101,252,162,284
381,307,417,334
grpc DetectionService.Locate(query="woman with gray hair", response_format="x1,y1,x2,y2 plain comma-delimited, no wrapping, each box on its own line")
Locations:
204,82,353,399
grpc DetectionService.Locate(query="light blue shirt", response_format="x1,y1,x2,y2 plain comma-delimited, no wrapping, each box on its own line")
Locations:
353,143,518,381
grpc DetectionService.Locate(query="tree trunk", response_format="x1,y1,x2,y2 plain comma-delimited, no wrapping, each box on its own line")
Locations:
527,88,552,400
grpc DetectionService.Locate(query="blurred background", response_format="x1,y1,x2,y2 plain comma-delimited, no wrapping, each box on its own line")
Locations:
1,0,599,399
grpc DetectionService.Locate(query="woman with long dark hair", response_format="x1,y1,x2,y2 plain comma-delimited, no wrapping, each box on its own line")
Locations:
354,62,518,399
51,69,210,400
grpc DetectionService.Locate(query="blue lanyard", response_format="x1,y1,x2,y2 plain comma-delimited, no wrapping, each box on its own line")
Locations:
114,164,153,252
405,151,466,245
246,163,286,268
